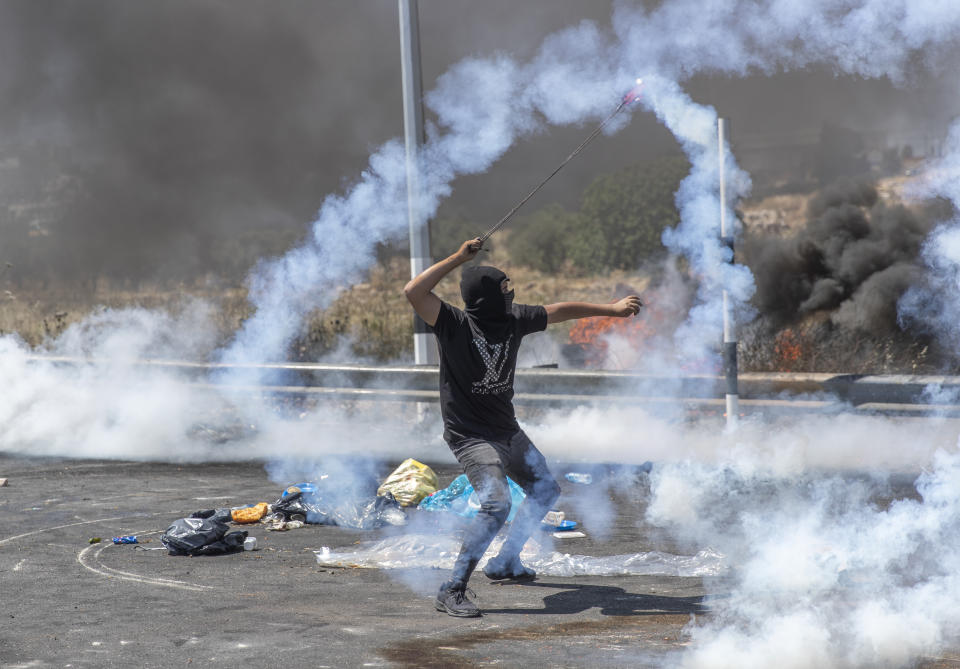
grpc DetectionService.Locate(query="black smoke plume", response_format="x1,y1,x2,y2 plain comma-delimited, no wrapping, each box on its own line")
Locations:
745,179,934,334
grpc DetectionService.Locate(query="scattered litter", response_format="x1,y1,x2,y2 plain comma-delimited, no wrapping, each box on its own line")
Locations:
282,482,318,498
564,472,593,485
540,510,578,532
315,534,726,577
418,474,525,522
542,510,564,526
231,502,269,524
263,483,406,531
112,536,138,545
553,531,587,539
161,511,247,556
0,478,7,487
199,508,234,524
243,536,258,551
377,459,439,506
88,537,102,544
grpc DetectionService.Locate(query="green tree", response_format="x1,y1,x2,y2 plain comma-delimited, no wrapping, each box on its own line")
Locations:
509,204,581,273
509,155,690,273
572,156,688,271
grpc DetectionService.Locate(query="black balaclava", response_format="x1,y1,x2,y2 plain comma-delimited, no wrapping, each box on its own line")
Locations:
460,266,515,340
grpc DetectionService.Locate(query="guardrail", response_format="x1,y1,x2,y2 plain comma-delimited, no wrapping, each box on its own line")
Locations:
29,356,960,416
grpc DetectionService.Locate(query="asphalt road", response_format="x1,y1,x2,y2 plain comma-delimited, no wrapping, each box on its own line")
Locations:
0,453,717,668
5,453,959,669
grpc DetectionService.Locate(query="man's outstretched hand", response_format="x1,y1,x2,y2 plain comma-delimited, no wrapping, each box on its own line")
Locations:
455,238,483,263
612,295,643,317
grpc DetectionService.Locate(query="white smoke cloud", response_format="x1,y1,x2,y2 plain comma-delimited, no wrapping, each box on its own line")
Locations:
899,120,960,348
648,446,960,668
525,405,960,665
7,3,960,665
0,303,228,460
526,406,957,475
0,302,453,463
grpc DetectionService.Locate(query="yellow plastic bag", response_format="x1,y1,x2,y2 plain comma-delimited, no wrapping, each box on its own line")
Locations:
231,502,269,524
377,458,439,507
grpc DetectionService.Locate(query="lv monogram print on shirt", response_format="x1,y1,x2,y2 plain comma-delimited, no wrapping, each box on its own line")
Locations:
471,333,514,394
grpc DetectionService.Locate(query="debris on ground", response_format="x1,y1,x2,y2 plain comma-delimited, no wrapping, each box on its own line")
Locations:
315,534,726,577
161,509,248,556
266,518,305,532
0,478,7,487
377,458,439,506
261,482,407,531
418,474,526,522
540,510,578,532
231,502,269,524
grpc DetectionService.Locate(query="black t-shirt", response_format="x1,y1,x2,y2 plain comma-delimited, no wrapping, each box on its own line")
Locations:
430,301,548,443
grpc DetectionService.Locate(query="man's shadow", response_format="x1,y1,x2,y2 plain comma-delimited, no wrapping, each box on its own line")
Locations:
480,581,710,616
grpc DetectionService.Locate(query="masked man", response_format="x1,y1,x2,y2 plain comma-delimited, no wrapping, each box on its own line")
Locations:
404,238,642,617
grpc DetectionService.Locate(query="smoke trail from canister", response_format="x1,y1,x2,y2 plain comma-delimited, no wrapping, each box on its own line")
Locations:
220,0,960,381
217,25,636,379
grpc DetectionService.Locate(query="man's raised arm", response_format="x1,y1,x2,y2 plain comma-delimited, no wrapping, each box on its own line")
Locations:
403,238,482,327
545,296,642,325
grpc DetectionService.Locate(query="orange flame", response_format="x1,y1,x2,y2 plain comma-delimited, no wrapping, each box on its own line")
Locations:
773,328,805,371
568,300,658,368
566,287,722,372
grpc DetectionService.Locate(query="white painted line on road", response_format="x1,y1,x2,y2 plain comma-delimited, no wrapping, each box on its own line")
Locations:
0,512,176,546
0,515,133,545
77,542,214,592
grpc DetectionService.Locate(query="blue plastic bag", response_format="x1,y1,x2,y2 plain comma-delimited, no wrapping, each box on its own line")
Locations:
418,474,526,522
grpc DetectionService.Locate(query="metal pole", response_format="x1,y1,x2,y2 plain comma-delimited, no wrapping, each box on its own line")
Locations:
399,0,436,364
718,118,739,428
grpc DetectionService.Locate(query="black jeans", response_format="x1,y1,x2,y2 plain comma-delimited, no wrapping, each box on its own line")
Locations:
448,430,560,584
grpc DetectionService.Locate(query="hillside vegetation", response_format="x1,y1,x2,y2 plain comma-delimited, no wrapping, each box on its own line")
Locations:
2,155,950,373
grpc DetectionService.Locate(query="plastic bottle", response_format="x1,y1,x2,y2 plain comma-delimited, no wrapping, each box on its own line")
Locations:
564,472,593,485
112,536,138,544
243,536,257,551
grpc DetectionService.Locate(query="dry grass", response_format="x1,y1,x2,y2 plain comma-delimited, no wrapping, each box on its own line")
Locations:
296,245,651,362
1,239,651,363
0,280,252,349
2,269,940,373
3,219,937,372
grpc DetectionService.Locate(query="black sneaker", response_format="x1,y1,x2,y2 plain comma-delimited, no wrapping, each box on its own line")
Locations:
483,556,536,581
435,580,481,618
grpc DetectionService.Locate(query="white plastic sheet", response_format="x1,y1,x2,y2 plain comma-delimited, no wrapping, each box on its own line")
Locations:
316,534,726,578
